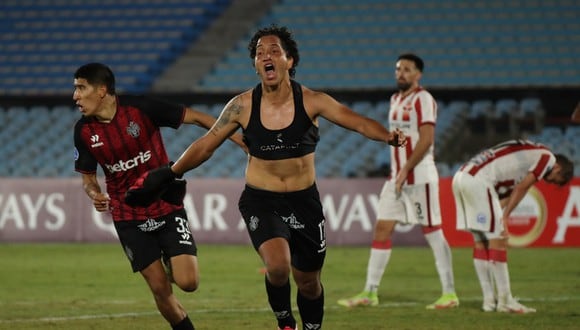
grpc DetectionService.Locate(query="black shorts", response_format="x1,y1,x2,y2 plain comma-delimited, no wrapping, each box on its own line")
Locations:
238,184,327,272
114,209,197,272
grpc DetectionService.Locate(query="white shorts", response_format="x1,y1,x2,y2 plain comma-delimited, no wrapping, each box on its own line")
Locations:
376,180,442,227
452,171,503,239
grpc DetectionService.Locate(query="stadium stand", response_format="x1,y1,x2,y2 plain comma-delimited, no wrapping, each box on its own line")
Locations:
2,98,576,178
0,0,578,178
0,0,231,95
199,0,580,91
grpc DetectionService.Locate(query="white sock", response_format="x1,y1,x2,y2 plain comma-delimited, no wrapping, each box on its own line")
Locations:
490,260,512,302
364,247,391,293
424,229,455,294
488,249,512,303
473,258,495,302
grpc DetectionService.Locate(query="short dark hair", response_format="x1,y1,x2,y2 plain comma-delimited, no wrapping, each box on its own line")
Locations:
248,24,300,78
74,62,116,95
397,53,424,72
555,153,574,186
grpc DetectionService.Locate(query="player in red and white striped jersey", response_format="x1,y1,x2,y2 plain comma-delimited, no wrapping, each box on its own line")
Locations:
339,54,459,309
453,139,573,313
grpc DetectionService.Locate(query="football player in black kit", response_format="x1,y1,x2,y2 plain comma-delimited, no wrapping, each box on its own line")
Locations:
126,25,405,330
73,62,244,330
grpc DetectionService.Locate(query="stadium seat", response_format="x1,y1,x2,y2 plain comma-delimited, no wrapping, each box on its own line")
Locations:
0,0,231,95
199,0,580,91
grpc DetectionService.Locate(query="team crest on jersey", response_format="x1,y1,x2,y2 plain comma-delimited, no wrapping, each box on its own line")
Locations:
126,121,140,138
401,105,413,121
248,216,259,231
281,213,305,229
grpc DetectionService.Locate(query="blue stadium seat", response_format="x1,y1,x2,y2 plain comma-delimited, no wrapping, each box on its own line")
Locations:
470,100,494,119
2,98,563,178
0,0,231,95
200,0,580,91
495,99,518,118
519,98,544,116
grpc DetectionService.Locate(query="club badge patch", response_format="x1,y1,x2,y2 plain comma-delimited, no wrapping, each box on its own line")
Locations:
126,121,140,138
248,216,259,231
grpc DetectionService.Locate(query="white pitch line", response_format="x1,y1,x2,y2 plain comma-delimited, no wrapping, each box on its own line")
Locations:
0,311,161,324
1,296,579,324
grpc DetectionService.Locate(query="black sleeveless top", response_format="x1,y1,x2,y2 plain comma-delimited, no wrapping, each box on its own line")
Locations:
243,80,319,160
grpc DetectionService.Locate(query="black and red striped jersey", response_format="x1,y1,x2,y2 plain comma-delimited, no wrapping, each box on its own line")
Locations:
74,95,185,221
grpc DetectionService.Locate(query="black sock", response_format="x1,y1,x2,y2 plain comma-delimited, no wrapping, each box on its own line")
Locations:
265,276,296,329
172,315,194,330
297,285,324,330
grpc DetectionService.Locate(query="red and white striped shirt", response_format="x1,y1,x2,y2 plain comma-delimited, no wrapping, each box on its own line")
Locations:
460,139,555,197
388,86,438,185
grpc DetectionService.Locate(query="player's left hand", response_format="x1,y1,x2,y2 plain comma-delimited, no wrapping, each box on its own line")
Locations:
125,163,181,207
395,167,408,195
500,216,510,239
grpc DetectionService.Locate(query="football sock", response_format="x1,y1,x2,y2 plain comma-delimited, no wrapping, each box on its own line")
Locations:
172,315,194,330
297,285,324,330
265,276,296,329
424,228,456,294
364,240,392,293
489,249,512,300
473,248,494,302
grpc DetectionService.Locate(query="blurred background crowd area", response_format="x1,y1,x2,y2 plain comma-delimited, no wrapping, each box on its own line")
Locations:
0,0,578,178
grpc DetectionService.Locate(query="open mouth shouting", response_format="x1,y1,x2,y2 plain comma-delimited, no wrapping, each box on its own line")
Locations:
264,63,276,79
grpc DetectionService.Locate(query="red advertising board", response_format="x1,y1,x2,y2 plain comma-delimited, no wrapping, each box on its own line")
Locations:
0,177,579,247
440,177,580,247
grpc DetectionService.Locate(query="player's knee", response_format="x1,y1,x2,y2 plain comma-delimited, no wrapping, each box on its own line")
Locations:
489,237,507,250
498,239,509,249
266,264,291,285
374,220,395,239
176,276,199,292
297,279,322,298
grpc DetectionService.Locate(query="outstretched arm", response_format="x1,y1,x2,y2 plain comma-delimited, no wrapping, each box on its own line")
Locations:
183,107,247,152
311,91,405,145
172,97,244,176
182,107,219,129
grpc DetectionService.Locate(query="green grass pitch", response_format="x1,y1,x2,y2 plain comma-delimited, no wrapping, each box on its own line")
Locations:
1,243,579,329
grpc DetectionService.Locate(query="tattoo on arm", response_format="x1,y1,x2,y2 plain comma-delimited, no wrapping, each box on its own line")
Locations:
210,96,243,137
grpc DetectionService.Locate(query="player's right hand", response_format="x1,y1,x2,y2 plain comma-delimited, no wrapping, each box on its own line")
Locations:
92,193,110,212
125,163,181,207
388,128,407,147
